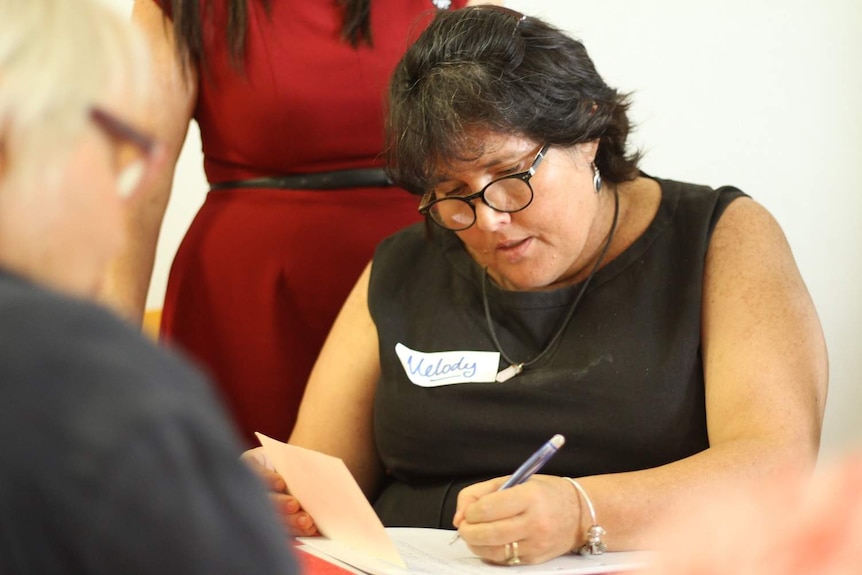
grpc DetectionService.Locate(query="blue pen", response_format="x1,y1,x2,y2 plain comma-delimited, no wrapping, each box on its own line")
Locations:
450,434,566,544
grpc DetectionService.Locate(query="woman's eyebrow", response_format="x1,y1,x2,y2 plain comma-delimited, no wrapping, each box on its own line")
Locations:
464,154,517,173
482,148,534,170
434,150,526,183
481,158,506,170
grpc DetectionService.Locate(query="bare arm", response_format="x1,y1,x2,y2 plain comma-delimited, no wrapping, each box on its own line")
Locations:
586,197,828,548
289,263,386,499
456,197,828,561
99,0,197,323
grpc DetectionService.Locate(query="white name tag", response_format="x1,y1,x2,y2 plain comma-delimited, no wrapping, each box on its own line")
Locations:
394,343,500,387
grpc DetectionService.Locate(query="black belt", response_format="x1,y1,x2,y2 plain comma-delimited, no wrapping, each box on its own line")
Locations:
209,167,393,191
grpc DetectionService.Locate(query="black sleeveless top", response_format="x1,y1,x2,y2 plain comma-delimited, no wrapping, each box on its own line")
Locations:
368,177,746,528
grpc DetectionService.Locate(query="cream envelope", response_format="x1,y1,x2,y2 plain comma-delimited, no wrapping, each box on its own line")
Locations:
255,433,406,567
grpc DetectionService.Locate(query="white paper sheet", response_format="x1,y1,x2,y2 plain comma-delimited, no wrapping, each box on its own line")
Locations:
256,433,406,567
300,528,654,575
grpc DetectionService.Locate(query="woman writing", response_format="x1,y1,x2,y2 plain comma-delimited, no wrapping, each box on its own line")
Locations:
251,5,827,565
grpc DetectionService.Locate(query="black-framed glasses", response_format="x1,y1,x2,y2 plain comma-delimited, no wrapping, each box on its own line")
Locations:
418,143,549,231
89,107,156,198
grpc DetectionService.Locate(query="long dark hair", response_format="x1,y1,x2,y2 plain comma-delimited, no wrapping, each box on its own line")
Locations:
167,0,373,71
387,5,641,195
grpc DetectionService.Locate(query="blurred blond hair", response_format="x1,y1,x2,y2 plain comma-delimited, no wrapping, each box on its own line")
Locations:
0,0,150,189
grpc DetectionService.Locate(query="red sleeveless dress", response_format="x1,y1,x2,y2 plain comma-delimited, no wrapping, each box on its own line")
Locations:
156,0,466,447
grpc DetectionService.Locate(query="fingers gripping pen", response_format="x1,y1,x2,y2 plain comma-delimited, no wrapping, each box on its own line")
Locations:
450,434,566,544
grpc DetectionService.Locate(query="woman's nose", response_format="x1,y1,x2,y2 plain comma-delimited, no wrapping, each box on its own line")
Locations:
473,199,511,232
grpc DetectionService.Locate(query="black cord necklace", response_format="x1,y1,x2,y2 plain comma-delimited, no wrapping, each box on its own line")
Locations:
482,186,620,382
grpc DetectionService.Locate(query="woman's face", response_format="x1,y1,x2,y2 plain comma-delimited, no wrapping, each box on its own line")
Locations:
431,132,603,291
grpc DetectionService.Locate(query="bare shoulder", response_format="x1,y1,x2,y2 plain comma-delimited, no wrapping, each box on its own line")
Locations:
704,195,815,326
132,0,171,34
712,195,780,240
706,196,800,288
132,0,197,140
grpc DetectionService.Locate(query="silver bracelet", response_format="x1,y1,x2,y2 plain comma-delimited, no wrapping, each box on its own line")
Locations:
564,477,606,555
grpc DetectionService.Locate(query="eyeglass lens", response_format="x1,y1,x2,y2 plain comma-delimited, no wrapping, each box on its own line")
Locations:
428,177,533,230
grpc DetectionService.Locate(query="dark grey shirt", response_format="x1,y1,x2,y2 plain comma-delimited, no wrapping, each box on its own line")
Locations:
0,270,299,575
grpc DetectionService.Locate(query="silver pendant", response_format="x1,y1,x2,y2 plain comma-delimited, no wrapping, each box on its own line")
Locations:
432,0,452,9
495,363,524,383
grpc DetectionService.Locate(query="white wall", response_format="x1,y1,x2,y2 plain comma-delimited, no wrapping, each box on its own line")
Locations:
105,0,861,458
505,0,862,461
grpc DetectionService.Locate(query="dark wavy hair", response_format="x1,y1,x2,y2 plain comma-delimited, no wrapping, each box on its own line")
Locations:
167,0,373,71
387,5,641,195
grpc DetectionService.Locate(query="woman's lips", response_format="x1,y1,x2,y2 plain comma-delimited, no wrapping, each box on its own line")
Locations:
495,236,532,260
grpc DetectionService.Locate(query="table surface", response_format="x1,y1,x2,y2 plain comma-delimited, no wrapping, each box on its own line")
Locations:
295,546,355,575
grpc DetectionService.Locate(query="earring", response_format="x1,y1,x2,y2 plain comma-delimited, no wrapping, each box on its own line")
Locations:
591,162,602,194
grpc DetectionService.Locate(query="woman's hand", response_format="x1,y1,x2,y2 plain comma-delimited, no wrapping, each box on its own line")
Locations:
241,447,320,537
453,475,583,565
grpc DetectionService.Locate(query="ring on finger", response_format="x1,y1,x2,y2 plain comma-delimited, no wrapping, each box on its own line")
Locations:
504,541,521,566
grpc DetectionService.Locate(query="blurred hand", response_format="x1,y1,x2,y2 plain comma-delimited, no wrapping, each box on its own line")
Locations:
241,447,320,537
644,455,862,575
453,474,583,565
